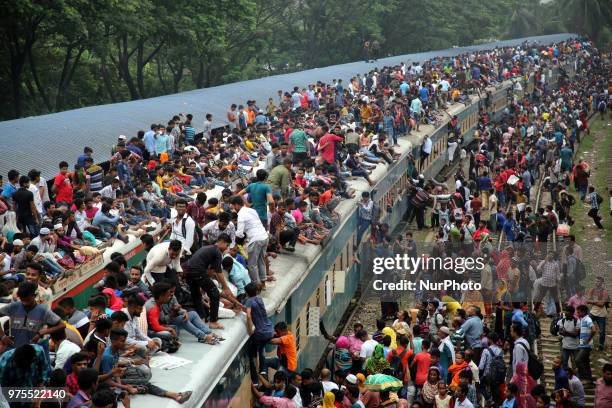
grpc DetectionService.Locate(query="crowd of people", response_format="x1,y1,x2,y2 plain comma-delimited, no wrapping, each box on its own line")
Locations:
0,35,609,408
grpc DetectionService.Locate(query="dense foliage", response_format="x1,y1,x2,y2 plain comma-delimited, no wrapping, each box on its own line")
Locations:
1,0,609,120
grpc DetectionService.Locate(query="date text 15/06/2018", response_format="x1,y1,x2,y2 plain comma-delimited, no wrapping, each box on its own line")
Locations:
373,279,482,291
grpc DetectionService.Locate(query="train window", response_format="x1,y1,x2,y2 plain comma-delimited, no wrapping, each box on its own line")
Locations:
316,287,320,307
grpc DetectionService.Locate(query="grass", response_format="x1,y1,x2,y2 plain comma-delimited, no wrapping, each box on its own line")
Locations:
568,118,612,242
565,117,612,291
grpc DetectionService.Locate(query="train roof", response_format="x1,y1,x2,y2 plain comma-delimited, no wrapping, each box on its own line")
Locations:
0,33,574,179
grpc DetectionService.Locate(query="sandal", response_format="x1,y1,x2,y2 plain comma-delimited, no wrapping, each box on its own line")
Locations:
177,391,193,404
212,334,226,341
198,335,219,345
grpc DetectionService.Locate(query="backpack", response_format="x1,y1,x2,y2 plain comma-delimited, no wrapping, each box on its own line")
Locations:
574,257,586,281
523,311,540,343
550,315,562,336
486,347,507,384
516,342,544,380
181,216,202,254
389,348,409,381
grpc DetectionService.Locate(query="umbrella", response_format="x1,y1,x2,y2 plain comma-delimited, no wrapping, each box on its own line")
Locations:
364,373,403,392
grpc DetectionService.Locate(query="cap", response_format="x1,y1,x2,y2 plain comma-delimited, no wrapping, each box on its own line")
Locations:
345,374,357,384
12,239,24,246
54,223,64,230
40,227,50,235
439,326,451,335
118,134,127,140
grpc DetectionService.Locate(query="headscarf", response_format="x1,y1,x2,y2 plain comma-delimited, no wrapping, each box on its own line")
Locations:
510,362,536,408
335,336,352,374
335,336,350,350
322,391,335,408
365,344,390,375
356,373,366,394
102,288,123,311
422,367,441,403
447,360,468,390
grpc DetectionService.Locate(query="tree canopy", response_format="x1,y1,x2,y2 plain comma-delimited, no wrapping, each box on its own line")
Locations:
0,0,609,120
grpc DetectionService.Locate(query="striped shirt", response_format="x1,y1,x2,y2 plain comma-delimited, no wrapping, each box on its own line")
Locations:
538,260,560,287
587,191,599,209
578,315,594,349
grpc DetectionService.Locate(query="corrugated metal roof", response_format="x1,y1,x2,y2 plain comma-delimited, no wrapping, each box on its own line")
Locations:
0,33,574,179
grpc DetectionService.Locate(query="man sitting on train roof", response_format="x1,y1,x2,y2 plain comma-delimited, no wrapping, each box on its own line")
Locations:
145,281,222,345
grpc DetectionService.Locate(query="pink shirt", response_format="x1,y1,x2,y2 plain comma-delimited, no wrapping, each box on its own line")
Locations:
347,334,364,355
259,396,297,408
291,209,303,224
595,378,612,408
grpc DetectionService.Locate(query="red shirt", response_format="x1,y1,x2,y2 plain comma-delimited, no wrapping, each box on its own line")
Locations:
413,351,431,385
318,133,343,164
66,372,79,395
146,302,166,332
386,346,413,382
187,201,206,227
54,173,74,204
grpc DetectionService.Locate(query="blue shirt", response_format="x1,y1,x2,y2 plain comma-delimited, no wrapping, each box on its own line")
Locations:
245,296,273,337
99,346,120,374
67,390,91,408
502,397,516,408
478,176,492,191
554,366,569,390
419,87,429,103
578,315,594,348
0,344,50,387
1,182,16,200
155,134,169,154
77,154,91,168
511,309,528,328
246,181,272,221
184,126,195,143
143,131,156,152
461,316,483,348
399,82,409,96
229,258,251,296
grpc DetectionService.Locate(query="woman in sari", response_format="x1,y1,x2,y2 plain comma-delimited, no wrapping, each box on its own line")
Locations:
365,344,390,375
334,336,353,375
510,361,536,408
446,351,468,391
421,366,441,407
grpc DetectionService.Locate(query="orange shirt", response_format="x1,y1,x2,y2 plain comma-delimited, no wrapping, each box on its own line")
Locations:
247,109,255,125
277,332,297,372
319,190,333,206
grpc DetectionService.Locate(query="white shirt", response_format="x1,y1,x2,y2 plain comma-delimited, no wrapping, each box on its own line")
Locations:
100,185,116,199
236,206,268,242
359,339,378,360
38,177,50,203
202,220,236,244
422,137,432,154
28,183,43,214
322,380,339,394
170,213,195,254
455,397,474,408
54,339,81,369
143,242,184,285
